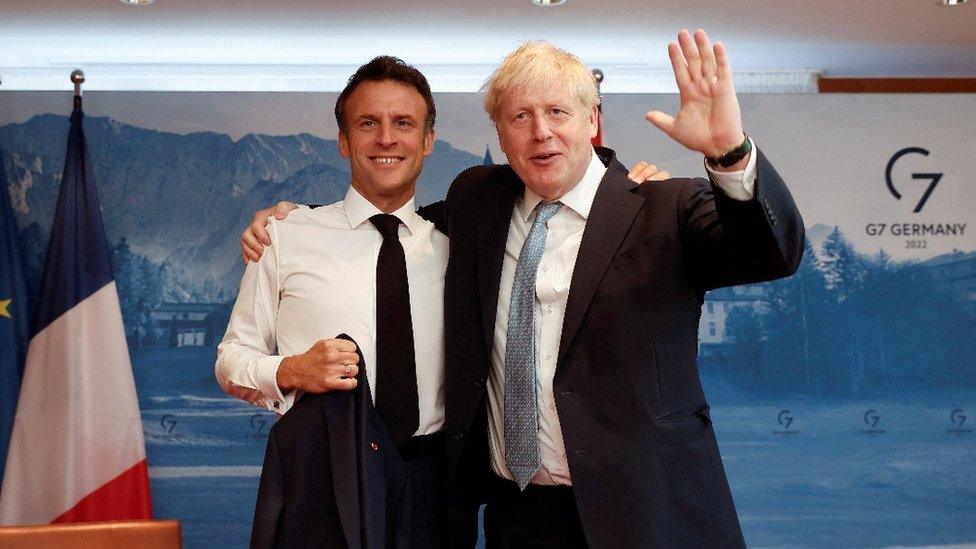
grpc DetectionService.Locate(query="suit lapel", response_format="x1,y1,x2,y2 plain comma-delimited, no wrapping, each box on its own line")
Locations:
326,334,366,549
558,159,644,364
323,393,363,549
355,350,385,549
477,170,522,352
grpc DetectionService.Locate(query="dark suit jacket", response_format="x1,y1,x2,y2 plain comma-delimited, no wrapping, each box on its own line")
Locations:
441,147,804,548
251,334,414,549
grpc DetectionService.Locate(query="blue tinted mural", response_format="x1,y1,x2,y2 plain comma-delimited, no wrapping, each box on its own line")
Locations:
2,94,974,547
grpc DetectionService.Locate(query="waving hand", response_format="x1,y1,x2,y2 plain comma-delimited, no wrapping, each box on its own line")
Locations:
645,29,746,160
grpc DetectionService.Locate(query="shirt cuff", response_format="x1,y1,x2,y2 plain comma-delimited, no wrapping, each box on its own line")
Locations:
704,138,758,201
255,355,294,413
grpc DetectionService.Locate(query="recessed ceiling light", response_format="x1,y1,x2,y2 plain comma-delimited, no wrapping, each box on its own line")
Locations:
120,0,154,5
532,0,567,6
942,0,968,5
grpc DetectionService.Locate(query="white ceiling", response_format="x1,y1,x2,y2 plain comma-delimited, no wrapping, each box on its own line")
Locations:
1,0,974,92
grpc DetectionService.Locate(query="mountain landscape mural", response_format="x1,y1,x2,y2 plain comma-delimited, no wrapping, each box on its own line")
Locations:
1,114,479,296
2,109,974,548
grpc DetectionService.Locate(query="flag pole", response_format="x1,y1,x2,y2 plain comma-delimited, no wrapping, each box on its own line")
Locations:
591,68,604,147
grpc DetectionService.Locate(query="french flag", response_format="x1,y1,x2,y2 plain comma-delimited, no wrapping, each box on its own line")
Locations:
0,100,152,524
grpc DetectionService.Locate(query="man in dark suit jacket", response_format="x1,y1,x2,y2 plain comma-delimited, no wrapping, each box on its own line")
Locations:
441,31,804,548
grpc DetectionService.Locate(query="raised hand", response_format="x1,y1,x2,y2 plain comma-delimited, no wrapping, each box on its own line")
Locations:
645,29,746,161
241,201,299,264
276,338,360,394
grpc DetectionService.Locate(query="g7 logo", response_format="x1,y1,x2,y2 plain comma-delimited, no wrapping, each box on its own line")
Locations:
885,147,943,213
777,410,794,430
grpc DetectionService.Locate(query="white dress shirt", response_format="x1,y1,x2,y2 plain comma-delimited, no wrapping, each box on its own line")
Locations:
216,186,448,436
487,146,758,485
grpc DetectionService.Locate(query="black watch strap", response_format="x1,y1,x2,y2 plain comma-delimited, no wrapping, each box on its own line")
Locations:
706,134,751,168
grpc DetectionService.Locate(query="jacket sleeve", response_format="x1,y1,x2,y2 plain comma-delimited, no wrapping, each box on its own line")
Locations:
681,148,805,292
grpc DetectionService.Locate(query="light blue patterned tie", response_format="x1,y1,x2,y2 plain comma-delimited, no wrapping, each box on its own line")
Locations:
505,200,563,490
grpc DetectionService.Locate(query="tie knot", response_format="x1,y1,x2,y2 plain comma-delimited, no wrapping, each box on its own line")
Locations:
534,201,562,226
370,214,402,238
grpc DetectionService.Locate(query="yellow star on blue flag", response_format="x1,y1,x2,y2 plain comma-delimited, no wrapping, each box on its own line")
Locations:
0,298,11,318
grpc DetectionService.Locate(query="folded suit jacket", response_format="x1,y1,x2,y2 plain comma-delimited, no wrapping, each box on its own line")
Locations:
250,334,416,549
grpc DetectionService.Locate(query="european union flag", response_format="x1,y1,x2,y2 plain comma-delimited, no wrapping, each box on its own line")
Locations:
0,149,30,492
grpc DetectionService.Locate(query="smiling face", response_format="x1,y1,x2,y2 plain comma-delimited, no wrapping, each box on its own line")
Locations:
338,79,435,212
495,83,598,200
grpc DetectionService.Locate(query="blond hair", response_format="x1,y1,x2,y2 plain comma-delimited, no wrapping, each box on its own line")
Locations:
482,41,600,123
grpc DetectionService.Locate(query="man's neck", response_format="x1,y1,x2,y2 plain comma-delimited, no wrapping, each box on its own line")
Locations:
350,183,415,213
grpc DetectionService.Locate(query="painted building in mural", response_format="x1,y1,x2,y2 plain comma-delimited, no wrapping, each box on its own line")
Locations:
150,303,231,348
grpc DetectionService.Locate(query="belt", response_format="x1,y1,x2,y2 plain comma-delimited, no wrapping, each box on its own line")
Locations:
487,474,576,506
398,431,445,461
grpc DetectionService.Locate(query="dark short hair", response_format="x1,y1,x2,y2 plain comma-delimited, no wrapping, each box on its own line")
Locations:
334,56,436,133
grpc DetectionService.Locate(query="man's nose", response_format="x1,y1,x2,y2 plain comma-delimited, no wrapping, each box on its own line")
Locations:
531,116,554,141
376,123,396,147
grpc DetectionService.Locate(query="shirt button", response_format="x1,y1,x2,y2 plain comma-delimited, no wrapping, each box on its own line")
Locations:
546,306,553,313
549,403,556,411
545,353,552,361
272,401,279,409
540,265,548,273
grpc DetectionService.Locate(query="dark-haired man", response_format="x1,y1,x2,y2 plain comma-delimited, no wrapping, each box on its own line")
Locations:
217,56,448,547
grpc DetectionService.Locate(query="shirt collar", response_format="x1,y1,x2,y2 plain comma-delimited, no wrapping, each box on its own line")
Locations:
516,148,607,222
343,185,422,235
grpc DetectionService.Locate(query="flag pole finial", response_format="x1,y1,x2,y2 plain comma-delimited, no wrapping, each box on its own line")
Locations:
70,70,85,111
70,70,85,96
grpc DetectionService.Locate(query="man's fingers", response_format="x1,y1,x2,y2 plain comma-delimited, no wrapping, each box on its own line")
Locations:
329,377,358,391
627,161,650,181
645,111,675,136
695,29,717,83
628,163,666,184
251,207,274,225
714,41,733,81
635,164,659,183
241,230,266,262
650,170,671,181
667,42,691,90
677,30,701,81
327,339,358,353
273,201,298,220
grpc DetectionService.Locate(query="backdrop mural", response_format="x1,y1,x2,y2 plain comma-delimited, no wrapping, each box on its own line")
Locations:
1,91,974,548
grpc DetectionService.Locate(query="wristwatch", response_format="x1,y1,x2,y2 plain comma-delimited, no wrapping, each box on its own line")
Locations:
706,133,751,168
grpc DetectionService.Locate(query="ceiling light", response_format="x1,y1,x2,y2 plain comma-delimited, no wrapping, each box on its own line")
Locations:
532,0,567,6
942,0,968,5
120,0,154,5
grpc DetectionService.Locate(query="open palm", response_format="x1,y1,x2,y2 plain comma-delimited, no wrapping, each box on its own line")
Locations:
646,29,745,159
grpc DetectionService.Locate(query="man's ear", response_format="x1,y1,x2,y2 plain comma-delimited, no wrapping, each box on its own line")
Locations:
587,106,599,140
338,131,350,158
423,128,435,157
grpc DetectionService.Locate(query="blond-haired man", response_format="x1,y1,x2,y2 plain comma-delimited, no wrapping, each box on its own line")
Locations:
441,31,802,548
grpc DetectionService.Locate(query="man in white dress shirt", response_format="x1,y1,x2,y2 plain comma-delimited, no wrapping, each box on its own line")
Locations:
217,55,449,547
